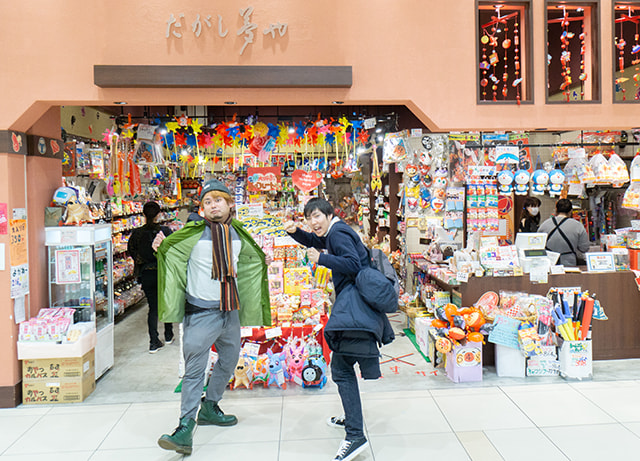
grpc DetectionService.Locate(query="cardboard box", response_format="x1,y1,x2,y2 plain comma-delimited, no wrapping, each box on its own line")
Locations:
495,344,526,378
559,340,592,380
22,375,95,404
23,350,95,380
414,316,433,356
445,341,482,383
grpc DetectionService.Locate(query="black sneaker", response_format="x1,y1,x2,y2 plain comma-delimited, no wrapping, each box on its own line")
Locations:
332,437,369,461
326,415,346,429
165,335,174,345
149,342,164,354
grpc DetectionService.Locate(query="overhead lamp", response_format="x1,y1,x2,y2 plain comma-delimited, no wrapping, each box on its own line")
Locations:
224,101,237,105
114,101,127,105
332,101,344,105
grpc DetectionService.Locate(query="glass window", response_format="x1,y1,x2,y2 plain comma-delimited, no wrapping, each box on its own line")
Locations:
613,2,640,102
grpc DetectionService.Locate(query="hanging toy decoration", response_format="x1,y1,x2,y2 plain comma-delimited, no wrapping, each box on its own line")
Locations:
513,169,530,195
497,169,515,194
548,167,566,196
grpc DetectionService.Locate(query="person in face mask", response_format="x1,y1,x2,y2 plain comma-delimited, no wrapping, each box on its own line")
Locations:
519,196,542,233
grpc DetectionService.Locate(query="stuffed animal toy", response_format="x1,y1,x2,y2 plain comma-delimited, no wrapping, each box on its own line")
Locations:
232,355,253,390
514,169,531,195
284,339,307,385
266,350,288,389
250,354,270,389
497,169,514,194
531,169,549,195
302,355,328,389
64,196,94,225
548,168,566,196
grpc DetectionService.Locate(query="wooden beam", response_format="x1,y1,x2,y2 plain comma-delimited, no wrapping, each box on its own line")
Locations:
94,65,352,88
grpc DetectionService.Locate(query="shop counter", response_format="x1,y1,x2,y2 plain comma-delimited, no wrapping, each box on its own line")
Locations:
428,270,640,361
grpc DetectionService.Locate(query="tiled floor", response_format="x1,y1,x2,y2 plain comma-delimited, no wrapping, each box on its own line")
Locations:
3,305,640,460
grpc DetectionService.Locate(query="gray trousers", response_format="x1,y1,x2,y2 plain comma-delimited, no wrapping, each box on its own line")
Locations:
180,308,241,421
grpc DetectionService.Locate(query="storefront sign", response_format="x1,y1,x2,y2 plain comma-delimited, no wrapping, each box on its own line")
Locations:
10,219,28,266
292,169,323,193
165,7,288,55
247,167,281,192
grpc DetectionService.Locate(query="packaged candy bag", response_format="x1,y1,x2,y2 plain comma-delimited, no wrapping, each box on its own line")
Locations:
608,153,630,188
622,182,640,210
590,153,612,185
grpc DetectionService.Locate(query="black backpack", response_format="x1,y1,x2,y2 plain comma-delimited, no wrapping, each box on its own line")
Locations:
368,248,400,298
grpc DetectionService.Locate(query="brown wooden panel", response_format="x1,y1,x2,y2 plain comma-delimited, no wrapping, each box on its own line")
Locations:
94,65,352,88
0,130,28,155
455,271,640,360
27,135,63,159
0,382,21,408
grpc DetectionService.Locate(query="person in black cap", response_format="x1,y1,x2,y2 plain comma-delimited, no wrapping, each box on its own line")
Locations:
153,178,271,456
127,201,174,353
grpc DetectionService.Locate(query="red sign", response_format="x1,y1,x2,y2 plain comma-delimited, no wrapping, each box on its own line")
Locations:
292,170,323,193
247,167,282,192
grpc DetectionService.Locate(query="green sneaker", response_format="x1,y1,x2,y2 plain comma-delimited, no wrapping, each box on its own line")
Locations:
197,400,238,426
158,417,196,455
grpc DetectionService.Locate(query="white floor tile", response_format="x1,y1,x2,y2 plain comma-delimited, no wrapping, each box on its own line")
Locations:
573,382,640,422
542,424,640,461
361,389,429,400
47,403,130,416
0,415,42,454
456,431,503,461
624,422,640,437
89,447,183,461
502,385,615,427
0,452,93,460
433,390,534,432
363,396,451,436
280,438,371,461
0,406,50,418
281,398,346,440
371,433,470,461
192,402,281,445
99,405,184,450
188,441,279,460
484,427,569,461
430,386,505,397
3,410,123,455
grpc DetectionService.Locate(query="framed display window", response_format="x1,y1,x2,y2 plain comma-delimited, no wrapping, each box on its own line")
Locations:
546,1,601,103
613,2,640,102
476,1,533,104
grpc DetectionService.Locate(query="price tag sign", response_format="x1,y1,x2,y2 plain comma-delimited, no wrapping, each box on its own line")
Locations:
242,342,260,358
264,327,282,340
457,271,469,283
240,327,253,338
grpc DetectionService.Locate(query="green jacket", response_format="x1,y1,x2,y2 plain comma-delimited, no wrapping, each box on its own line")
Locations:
156,219,271,326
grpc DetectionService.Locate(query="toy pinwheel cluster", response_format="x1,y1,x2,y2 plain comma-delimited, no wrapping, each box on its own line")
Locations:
431,303,493,354
107,114,373,161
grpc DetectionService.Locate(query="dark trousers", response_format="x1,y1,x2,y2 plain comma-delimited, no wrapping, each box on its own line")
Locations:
139,270,173,347
331,353,365,440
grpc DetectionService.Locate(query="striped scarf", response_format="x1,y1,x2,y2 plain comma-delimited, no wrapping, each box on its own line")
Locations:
206,216,240,312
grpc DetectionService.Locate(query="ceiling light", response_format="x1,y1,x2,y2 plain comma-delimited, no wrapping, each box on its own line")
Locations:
332,101,344,105
224,101,237,105
114,101,127,105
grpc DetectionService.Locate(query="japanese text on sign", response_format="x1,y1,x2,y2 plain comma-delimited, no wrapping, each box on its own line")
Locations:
10,219,27,266
166,7,288,55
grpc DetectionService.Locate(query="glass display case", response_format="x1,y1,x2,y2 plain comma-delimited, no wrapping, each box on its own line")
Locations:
45,224,114,379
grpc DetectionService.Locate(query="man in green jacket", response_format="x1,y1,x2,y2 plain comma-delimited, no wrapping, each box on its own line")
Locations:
154,179,270,455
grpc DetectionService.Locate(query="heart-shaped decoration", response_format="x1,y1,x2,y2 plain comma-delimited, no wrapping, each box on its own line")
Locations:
292,169,323,192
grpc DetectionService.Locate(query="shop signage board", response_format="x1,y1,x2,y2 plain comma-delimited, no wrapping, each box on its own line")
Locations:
586,252,616,272
247,167,281,192
488,315,521,349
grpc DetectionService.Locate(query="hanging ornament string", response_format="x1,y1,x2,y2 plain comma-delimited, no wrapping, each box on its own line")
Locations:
480,30,490,101
502,14,509,99
513,15,522,104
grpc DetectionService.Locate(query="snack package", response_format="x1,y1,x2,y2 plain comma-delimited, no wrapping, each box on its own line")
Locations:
608,153,630,187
